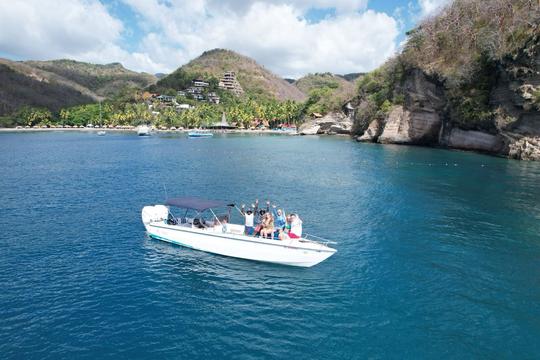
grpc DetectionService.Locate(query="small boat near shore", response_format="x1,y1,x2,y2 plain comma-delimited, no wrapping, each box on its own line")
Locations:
137,125,151,136
141,197,337,267
188,131,213,138
97,130,106,136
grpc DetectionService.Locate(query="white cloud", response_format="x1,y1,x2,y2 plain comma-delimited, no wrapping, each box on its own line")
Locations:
120,0,399,77
0,0,120,59
0,0,400,78
0,0,169,73
418,0,450,17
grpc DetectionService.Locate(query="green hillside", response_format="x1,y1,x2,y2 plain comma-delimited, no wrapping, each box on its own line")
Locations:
0,62,94,117
295,72,357,114
0,58,157,117
24,59,157,98
152,49,306,102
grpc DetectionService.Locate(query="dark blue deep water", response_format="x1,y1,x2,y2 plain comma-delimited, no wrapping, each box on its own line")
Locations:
1,131,539,359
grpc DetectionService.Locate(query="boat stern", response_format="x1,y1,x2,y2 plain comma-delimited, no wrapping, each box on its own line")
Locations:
141,205,168,231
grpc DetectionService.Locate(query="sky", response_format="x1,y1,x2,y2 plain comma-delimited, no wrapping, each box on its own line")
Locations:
0,0,449,78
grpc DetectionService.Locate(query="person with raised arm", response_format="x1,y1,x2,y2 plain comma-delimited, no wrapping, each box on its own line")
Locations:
272,205,286,236
240,203,255,235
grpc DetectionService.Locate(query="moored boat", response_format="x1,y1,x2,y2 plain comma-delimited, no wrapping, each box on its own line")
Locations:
188,131,213,138
137,125,151,136
141,197,337,267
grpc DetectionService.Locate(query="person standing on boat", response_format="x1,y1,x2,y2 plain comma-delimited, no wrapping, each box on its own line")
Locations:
240,204,255,235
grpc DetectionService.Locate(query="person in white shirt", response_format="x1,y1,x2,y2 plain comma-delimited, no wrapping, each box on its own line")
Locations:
241,204,255,235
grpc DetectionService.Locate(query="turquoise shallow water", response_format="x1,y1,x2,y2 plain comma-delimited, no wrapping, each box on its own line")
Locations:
0,131,539,359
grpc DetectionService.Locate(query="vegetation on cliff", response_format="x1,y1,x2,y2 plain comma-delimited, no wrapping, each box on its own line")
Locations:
354,0,540,135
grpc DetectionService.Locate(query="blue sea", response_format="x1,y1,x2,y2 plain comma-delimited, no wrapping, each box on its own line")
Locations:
1,131,539,359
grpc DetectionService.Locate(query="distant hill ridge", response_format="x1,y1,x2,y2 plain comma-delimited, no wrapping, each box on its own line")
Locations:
0,49,361,117
23,59,157,97
0,58,157,116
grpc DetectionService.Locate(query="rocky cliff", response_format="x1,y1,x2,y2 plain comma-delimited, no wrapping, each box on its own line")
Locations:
350,0,540,160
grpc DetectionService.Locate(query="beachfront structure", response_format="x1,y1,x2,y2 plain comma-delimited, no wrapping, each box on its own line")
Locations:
219,71,244,96
208,112,235,129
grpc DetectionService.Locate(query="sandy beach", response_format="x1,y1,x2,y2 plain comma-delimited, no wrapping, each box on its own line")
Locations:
0,127,298,135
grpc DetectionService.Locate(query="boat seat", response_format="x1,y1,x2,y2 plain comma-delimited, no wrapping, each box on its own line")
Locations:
193,218,207,229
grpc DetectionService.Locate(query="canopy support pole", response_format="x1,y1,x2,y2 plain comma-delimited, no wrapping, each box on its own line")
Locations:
209,208,222,226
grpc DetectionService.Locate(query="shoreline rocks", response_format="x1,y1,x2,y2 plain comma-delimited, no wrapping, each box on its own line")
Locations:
299,112,352,135
508,136,540,161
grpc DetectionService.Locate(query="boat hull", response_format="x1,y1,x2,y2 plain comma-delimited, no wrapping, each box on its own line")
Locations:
145,222,336,267
188,132,213,138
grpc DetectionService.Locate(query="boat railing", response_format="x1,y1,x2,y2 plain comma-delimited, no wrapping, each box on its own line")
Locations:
302,233,337,246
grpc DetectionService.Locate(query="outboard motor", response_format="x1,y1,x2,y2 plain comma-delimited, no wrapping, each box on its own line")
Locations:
141,205,169,225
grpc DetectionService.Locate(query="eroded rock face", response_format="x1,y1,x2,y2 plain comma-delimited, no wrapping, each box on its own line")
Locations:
299,112,352,135
378,104,442,144
357,119,382,142
448,129,504,152
378,106,412,143
376,70,446,145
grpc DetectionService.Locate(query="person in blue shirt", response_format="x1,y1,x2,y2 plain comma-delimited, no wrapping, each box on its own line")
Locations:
272,205,286,233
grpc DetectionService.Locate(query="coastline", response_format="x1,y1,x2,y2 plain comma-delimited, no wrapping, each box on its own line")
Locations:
0,127,299,135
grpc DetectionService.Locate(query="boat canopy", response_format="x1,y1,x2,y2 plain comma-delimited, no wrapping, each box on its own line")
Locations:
165,197,234,212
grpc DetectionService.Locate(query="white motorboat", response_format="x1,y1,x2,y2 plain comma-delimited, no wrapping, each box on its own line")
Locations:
97,130,106,136
188,131,213,138
137,125,151,136
141,197,337,267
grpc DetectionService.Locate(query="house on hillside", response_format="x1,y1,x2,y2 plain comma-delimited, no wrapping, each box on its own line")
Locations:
219,71,244,96
177,90,186,97
186,86,203,95
207,92,220,104
156,95,175,102
193,79,209,87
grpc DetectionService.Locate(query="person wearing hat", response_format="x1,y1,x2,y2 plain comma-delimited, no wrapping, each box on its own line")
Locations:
241,203,255,235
